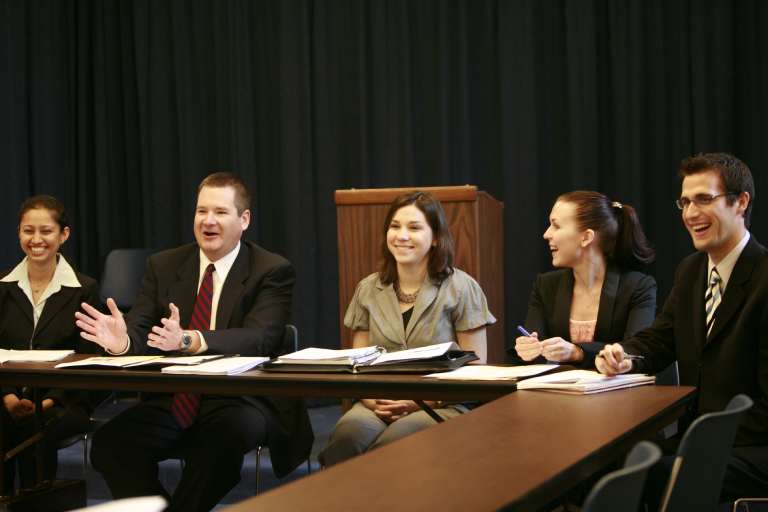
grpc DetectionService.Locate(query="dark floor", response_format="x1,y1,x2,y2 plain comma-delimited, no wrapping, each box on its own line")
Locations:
54,401,342,509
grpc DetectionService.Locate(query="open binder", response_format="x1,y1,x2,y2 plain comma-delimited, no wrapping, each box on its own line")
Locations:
261,342,478,374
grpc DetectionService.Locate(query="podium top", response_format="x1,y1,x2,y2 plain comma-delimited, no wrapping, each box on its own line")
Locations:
335,185,478,205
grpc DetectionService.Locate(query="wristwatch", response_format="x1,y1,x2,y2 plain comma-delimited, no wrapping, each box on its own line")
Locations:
180,332,193,353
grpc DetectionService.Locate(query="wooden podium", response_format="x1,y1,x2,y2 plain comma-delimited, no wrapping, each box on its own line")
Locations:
335,185,505,363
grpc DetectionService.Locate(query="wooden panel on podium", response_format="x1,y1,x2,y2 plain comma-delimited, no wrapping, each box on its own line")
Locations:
335,185,505,363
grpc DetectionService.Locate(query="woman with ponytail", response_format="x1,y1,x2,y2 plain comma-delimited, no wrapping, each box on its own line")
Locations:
512,191,657,366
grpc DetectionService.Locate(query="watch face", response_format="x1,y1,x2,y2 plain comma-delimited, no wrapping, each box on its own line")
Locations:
182,334,192,349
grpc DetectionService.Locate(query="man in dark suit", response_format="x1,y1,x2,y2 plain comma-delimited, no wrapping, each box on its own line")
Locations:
75,173,313,511
597,153,768,501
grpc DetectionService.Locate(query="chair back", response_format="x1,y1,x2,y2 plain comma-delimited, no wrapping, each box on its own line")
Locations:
581,441,662,512
100,249,154,310
660,394,754,512
283,324,299,354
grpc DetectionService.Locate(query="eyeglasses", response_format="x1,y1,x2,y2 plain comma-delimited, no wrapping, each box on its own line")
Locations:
675,192,737,210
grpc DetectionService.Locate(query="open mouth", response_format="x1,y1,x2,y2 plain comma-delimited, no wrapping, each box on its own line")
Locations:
691,224,711,236
29,247,48,255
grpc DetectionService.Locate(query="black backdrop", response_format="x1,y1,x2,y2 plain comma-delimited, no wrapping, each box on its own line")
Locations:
1,0,766,355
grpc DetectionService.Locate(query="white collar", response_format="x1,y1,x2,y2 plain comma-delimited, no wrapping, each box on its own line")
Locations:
1,255,81,304
199,242,241,284
707,231,750,291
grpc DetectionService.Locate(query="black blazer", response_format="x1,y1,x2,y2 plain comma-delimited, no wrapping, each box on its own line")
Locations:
0,260,100,410
510,266,657,366
625,235,768,447
124,241,314,477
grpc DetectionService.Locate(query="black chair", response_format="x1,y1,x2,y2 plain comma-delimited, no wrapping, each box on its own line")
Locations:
660,394,754,512
99,248,155,310
176,324,309,493
58,249,155,472
733,498,768,512
581,441,662,512
254,324,312,493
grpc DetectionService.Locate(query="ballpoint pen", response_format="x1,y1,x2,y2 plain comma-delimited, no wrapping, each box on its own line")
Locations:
516,325,534,337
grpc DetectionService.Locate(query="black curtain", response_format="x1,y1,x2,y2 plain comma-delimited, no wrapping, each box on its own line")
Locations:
1,0,767,353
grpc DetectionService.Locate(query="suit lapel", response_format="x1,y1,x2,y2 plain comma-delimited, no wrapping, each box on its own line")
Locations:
170,250,200,329
35,287,77,336
552,271,573,338
7,286,34,325
373,280,406,344
688,256,708,351
405,278,439,341
216,244,249,329
707,238,760,344
594,266,619,340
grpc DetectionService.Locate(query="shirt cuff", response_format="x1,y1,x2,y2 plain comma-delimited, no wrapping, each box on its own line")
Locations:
106,336,131,356
193,330,208,355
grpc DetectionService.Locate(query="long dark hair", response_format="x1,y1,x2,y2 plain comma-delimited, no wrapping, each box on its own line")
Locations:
378,191,454,284
557,191,655,269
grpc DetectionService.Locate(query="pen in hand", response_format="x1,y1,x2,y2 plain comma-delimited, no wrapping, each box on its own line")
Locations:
598,349,645,362
516,325,534,337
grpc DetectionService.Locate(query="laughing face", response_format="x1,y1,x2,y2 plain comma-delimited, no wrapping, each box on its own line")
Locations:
543,200,590,268
680,170,748,263
19,208,69,267
386,204,435,270
194,185,250,262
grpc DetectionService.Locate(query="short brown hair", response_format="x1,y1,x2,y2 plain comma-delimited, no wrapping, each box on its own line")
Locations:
679,153,755,227
198,172,251,214
378,191,454,284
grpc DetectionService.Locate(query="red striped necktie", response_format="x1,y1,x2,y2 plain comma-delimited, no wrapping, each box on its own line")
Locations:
170,263,215,428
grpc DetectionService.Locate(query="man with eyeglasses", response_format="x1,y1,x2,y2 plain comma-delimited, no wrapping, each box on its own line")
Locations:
597,152,768,504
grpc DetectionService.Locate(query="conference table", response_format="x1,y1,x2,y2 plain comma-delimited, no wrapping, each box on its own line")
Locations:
0,355,518,401
223,386,694,512
0,356,694,510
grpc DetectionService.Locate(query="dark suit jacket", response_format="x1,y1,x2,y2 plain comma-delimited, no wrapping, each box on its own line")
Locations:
511,266,657,366
0,261,100,411
124,241,314,477
623,235,768,447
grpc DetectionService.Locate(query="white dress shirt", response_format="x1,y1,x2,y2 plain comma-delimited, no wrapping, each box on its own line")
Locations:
707,231,750,294
1,255,82,329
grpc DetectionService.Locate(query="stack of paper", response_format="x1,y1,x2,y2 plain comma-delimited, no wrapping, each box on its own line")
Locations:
275,346,383,366
515,369,655,394
0,349,74,363
161,357,269,375
424,364,559,380
56,356,164,369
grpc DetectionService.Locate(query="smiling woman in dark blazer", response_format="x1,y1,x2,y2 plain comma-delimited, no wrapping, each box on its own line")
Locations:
512,191,657,366
0,195,100,490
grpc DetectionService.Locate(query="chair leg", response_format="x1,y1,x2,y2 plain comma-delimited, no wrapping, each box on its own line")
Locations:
82,434,88,475
255,446,263,495
733,498,768,512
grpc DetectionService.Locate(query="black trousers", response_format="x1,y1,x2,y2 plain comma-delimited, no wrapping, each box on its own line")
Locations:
1,403,90,490
90,396,273,512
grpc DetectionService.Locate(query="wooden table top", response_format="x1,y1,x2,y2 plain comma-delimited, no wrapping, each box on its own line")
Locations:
0,355,518,401
223,385,695,512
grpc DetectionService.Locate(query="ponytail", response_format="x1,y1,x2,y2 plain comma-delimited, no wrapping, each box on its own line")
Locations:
557,191,655,270
612,202,655,269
